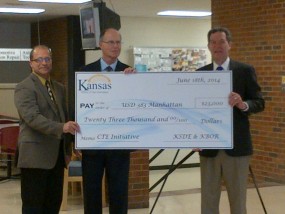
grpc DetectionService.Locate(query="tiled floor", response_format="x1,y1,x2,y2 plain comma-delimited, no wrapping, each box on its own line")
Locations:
0,167,284,214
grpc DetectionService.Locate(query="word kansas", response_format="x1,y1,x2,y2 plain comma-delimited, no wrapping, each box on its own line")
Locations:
78,74,112,91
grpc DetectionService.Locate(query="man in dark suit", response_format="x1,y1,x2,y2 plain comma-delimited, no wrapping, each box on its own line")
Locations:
80,28,134,214
14,45,79,214
196,27,265,214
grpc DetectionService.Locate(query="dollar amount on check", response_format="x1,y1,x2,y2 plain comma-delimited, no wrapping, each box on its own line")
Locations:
75,71,233,149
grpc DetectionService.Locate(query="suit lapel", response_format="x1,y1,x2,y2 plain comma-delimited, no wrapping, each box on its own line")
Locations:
52,81,65,122
93,59,101,71
115,61,126,71
31,74,61,118
229,59,235,70
201,63,214,71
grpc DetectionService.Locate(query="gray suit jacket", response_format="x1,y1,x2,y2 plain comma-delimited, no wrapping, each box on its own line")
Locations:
14,73,71,169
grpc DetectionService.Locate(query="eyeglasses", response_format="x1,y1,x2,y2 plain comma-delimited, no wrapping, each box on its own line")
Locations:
102,41,122,46
31,57,52,63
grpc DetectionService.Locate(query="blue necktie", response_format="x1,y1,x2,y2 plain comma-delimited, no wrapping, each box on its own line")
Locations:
216,66,224,71
104,66,113,71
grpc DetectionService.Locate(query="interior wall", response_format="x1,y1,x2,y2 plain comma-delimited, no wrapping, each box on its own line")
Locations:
0,84,18,118
0,22,31,118
211,0,285,183
0,22,31,83
85,16,211,66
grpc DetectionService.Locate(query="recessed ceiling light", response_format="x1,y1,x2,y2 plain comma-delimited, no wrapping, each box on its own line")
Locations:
19,0,91,3
157,10,212,17
0,7,45,14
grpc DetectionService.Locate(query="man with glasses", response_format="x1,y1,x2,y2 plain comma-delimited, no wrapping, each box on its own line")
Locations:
80,28,135,214
14,45,80,214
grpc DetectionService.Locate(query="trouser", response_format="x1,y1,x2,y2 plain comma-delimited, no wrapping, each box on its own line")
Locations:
82,150,130,214
200,150,251,214
21,147,65,214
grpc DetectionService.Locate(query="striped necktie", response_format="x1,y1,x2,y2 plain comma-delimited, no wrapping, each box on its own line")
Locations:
45,80,55,102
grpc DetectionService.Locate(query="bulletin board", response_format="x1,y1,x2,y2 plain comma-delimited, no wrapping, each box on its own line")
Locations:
133,47,208,72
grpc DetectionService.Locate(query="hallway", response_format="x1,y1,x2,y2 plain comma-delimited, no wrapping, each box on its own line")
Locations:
0,167,283,214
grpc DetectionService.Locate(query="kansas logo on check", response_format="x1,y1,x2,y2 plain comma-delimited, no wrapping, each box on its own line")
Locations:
77,73,112,91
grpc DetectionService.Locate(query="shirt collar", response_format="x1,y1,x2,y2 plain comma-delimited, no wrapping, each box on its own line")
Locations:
32,71,51,86
100,58,118,71
214,57,230,70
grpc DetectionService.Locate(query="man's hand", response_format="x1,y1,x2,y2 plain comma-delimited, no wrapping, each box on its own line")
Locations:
229,92,248,111
192,148,202,152
63,121,80,135
73,149,82,158
123,67,136,74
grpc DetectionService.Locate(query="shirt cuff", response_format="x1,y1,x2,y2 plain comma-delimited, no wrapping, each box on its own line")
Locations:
242,101,249,112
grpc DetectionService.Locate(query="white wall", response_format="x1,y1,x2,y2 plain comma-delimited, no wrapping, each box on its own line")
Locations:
86,16,211,66
85,16,211,166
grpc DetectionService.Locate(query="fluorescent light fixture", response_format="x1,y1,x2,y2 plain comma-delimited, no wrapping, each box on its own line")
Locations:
157,10,212,17
0,7,45,14
19,0,91,3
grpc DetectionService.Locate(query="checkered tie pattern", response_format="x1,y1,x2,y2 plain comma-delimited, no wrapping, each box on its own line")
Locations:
45,80,55,102
216,66,224,71
104,66,113,71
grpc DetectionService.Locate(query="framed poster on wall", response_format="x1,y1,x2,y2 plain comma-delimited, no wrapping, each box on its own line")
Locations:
133,47,208,72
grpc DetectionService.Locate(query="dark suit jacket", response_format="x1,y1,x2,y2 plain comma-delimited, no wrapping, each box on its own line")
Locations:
14,73,71,169
197,59,265,157
80,59,133,155
81,59,129,72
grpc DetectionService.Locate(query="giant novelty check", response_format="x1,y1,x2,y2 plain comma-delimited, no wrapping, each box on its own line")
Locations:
75,71,233,149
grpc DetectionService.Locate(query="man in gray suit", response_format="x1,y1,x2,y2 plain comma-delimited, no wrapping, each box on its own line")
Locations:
14,45,80,214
